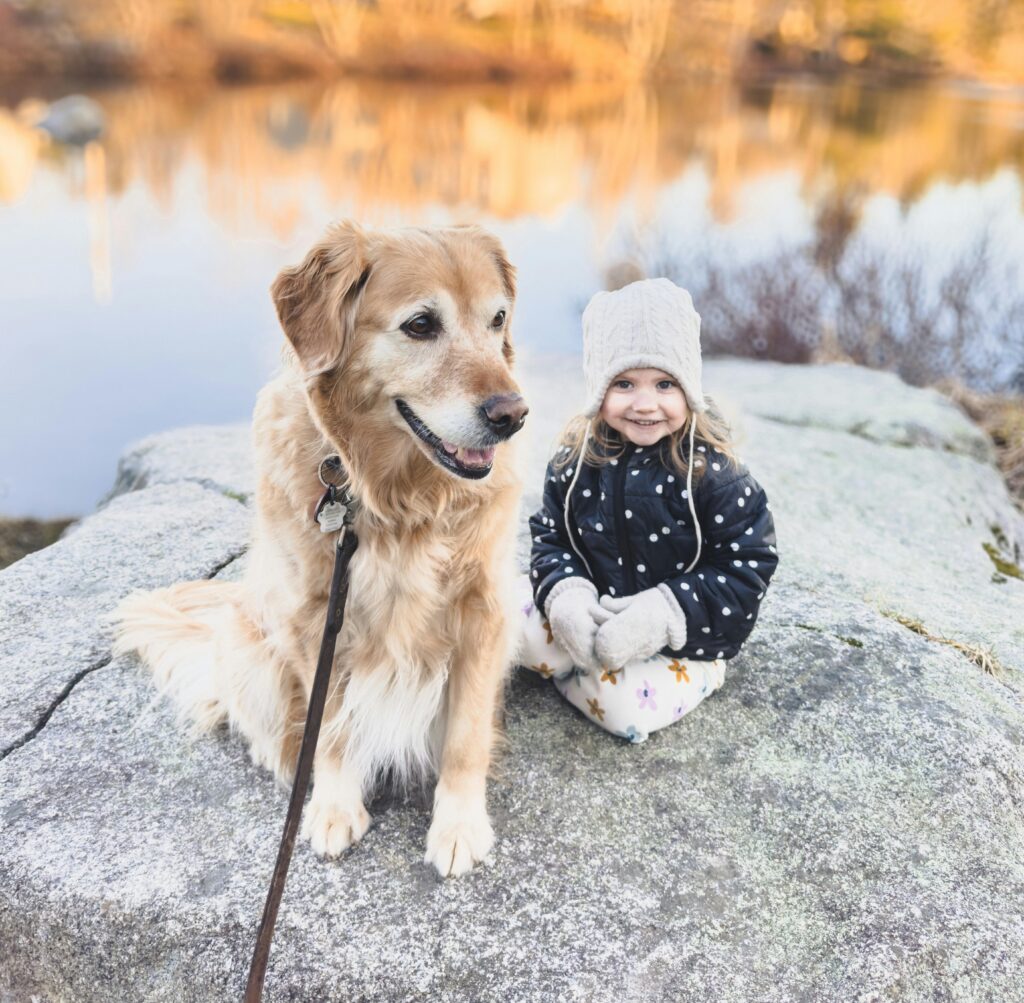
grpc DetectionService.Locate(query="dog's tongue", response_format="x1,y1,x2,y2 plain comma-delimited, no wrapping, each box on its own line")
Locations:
442,441,495,467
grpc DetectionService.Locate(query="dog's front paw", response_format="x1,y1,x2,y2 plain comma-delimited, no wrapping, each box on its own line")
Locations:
301,797,371,859
424,792,495,878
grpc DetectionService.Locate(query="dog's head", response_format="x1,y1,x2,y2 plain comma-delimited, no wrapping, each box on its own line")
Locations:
272,221,527,483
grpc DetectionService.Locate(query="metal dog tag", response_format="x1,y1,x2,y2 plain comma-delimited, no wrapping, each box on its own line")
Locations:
316,497,348,533
314,484,349,533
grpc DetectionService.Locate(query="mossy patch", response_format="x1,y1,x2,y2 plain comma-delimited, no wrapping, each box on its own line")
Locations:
795,624,863,647
990,523,1010,551
982,541,1022,580
222,489,249,504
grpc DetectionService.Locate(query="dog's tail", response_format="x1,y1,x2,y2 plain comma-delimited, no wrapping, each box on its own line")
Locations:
114,581,233,733
113,580,301,784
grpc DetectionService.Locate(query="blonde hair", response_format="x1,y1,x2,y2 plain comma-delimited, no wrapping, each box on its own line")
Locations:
552,399,737,481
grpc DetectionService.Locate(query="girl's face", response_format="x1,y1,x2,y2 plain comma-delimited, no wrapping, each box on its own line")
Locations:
600,368,689,446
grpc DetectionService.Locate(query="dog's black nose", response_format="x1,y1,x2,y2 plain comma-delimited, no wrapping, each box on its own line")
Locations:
481,393,529,438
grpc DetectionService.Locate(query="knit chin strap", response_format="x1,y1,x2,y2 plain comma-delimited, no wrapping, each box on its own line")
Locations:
562,418,703,582
564,420,595,580
682,416,702,573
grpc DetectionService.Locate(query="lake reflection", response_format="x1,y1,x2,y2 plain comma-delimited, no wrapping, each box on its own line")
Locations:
1,78,1022,517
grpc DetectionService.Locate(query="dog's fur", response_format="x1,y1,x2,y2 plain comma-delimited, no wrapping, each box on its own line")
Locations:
114,221,526,876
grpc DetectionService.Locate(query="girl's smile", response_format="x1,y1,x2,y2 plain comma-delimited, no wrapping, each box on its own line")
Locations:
600,367,689,445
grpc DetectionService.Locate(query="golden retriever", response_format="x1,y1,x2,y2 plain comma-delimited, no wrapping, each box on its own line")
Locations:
114,220,527,877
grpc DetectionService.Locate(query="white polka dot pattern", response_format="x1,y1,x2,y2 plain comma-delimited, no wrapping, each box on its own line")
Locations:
527,446,777,664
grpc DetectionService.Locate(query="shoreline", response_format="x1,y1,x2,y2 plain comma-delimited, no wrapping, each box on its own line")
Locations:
0,517,75,571
2,3,1020,91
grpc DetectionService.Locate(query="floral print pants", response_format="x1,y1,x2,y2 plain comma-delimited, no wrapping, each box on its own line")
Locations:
515,576,726,744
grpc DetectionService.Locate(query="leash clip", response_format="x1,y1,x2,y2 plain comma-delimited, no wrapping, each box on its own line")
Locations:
315,455,356,533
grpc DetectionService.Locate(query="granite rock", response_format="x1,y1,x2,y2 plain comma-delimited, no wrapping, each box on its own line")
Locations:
0,482,250,759
107,423,254,504
1,359,1023,1002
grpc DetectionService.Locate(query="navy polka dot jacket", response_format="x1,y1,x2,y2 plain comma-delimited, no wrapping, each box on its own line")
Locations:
528,438,779,661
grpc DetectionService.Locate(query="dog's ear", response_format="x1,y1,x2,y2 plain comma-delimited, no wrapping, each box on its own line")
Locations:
455,225,517,361
473,228,517,359
491,242,516,303
452,224,517,303
271,220,372,373
473,226,520,301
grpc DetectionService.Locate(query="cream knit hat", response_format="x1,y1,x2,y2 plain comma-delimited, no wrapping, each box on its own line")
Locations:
581,277,707,418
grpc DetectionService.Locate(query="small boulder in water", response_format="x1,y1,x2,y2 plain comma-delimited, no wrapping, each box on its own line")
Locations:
35,95,105,146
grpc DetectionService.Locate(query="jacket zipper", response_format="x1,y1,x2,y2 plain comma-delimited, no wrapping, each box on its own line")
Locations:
613,444,637,594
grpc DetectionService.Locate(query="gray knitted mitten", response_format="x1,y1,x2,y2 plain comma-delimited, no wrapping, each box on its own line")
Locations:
594,585,688,669
546,580,605,673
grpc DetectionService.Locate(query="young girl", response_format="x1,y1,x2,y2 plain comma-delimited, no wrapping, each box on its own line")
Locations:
518,277,778,743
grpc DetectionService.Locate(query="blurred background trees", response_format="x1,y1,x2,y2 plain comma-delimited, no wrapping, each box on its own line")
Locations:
2,0,1023,84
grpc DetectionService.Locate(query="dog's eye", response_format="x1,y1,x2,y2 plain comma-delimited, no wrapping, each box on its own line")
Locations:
491,310,506,329
402,313,438,339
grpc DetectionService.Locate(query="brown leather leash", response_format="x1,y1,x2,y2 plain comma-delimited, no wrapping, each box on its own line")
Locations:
244,457,357,1003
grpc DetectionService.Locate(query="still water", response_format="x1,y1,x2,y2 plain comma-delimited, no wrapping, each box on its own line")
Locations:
1,79,1022,517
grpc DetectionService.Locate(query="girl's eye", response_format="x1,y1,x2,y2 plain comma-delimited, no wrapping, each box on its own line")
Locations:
614,380,632,390
657,380,678,390
491,310,506,329
401,313,438,339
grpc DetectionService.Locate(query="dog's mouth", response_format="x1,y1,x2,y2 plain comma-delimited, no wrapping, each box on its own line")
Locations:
395,400,495,480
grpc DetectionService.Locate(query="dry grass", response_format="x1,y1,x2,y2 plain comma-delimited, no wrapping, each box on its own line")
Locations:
938,382,1024,512
882,609,1004,677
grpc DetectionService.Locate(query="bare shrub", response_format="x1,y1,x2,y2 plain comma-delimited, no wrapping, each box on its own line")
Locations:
834,225,1024,392
621,190,1024,394
626,226,826,365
